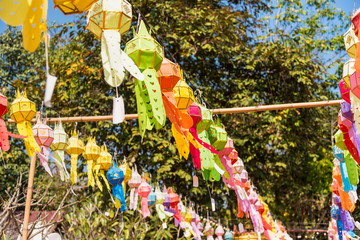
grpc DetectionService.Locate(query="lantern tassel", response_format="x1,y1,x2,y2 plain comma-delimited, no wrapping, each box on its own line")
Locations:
17,121,40,157
93,165,103,191
36,146,52,176
87,160,95,187
99,170,110,191
53,150,69,181
112,184,126,212
70,154,78,184
171,124,190,160
141,196,150,218
52,152,66,181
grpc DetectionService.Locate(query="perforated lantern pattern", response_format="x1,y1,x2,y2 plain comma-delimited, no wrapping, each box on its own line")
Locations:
157,58,181,91
208,120,227,151
66,130,84,155
50,122,68,151
196,106,213,132
54,0,97,15
0,94,8,117
343,59,356,87
344,26,359,58
87,0,132,38
125,21,164,71
83,137,100,161
173,79,195,111
9,90,36,123
167,187,180,208
232,158,244,175
32,119,54,147
98,145,112,171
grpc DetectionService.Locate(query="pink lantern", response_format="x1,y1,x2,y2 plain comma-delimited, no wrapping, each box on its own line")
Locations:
128,165,142,210
0,94,8,117
340,79,351,104
32,117,54,176
138,177,151,218
215,224,225,240
229,149,238,165
350,71,360,98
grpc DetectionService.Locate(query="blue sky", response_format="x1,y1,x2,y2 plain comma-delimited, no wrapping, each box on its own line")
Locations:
0,0,357,33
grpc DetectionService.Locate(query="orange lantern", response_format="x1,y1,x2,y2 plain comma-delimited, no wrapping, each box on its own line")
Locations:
53,0,97,15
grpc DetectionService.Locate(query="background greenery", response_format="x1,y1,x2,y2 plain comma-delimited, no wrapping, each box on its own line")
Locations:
0,0,350,238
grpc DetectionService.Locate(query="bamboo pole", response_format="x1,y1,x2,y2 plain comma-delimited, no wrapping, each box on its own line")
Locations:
7,100,342,124
22,154,37,240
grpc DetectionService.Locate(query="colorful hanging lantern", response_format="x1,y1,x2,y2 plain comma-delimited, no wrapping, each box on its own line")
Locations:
50,121,69,181
93,145,112,191
350,71,360,98
65,130,84,184
128,165,141,210
340,79,351,104
163,186,174,214
229,149,238,165
155,185,173,228
224,231,233,240
344,150,359,186
168,187,180,208
341,101,353,121
0,94,25,152
138,177,151,218
125,20,165,136
157,58,181,91
343,59,356,87
10,89,40,157
232,158,244,176
190,209,203,240
208,118,227,151
106,161,126,211
54,0,97,15
173,79,195,111
215,224,225,240
335,130,346,151
344,26,358,59
83,137,100,187
32,117,54,176
204,221,215,240
148,189,157,207
0,0,47,52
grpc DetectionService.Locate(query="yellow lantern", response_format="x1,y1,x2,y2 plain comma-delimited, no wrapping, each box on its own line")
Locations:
173,79,195,111
83,137,100,187
93,144,112,191
9,89,40,157
343,59,356,87
344,26,359,59
50,121,69,181
66,130,84,184
53,0,97,15
120,160,132,194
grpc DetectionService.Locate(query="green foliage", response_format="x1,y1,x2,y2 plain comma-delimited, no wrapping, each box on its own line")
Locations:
0,0,347,235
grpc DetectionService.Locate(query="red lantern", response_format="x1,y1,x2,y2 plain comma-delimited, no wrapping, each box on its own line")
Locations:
229,149,238,165
167,187,179,208
157,58,181,91
340,79,351,104
350,71,360,98
0,94,8,117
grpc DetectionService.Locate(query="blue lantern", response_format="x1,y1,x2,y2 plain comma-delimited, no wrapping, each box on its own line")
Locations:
224,230,233,240
148,190,157,207
106,161,126,212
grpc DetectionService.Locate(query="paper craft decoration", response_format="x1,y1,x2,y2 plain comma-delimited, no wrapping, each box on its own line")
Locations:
0,0,48,52
106,161,126,211
66,130,84,184
0,94,26,152
344,26,358,59
341,101,353,121
215,224,225,240
32,117,54,176
155,185,173,228
10,89,40,157
171,124,190,160
340,79,351,104
119,161,132,194
350,72,360,98
128,165,141,210
208,118,227,151
344,150,359,186
224,231,233,240
204,221,215,240
83,137,100,187
190,208,203,240
125,20,166,136
138,177,151,218
50,121,69,181
148,189,156,207
54,0,97,15
343,59,356,87
157,58,193,132
173,79,195,111
93,145,112,191
87,0,143,124
43,34,58,108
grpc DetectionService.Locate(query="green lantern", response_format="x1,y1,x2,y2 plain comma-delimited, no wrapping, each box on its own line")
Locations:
125,21,164,71
208,118,227,151
335,130,347,151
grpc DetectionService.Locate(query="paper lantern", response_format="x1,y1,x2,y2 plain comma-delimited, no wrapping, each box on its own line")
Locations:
333,145,344,162
93,145,112,191
128,165,141,210
191,210,203,240
138,177,151,218
229,149,238,165
224,231,233,240
148,190,157,207
197,106,213,131
32,118,54,176
344,150,359,186
167,187,180,208
0,94,8,117
220,137,234,156
125,21,164,71
83,137,100,187
343,59,356,87
204,221,215,240
155,185,173,227
335,130,346,151
352,9,360,34
48,128,68,181
0,94,25,152
232,158,244,176
106,161,126,211
119,161,132,193
208,119,227,151
344,26,359,58
54,0,97,15
157,58,181,91
163,186,173,213
66,130,84,184
341,101,353,121
173,79,195,111
350,71,360,98
340,79,351,104
215,224,225,240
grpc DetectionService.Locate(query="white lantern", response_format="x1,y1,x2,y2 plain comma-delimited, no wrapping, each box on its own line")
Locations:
344,26,359,59
343,59,356,87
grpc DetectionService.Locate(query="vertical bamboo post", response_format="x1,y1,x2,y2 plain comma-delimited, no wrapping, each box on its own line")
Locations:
22,154,37,240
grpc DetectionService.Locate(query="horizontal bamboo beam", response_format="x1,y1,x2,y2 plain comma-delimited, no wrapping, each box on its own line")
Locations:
7,100,341,123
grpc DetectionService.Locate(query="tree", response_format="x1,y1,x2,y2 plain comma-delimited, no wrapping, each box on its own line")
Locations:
0,0,347,238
